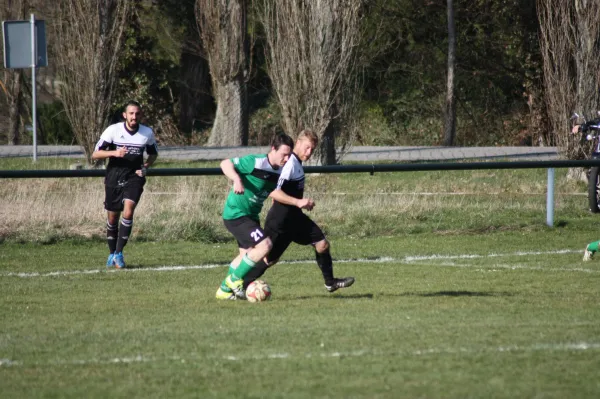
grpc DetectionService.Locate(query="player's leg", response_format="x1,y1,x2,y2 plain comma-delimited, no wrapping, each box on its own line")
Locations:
114,180,144,268
313,239,355,292
295,215,355,292
219,217,272,299
225,237,272,295
217,248,249,299
242,230,290,289
584,240,600,261
104,184,123,268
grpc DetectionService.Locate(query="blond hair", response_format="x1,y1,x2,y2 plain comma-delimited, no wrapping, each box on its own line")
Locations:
297,129,319,147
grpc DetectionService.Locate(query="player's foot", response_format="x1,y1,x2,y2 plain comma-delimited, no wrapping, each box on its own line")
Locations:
325,277,355,293
215,287,236,300
106,253,115,268
113,252,126,269
583,245,594,261
225,275,246,299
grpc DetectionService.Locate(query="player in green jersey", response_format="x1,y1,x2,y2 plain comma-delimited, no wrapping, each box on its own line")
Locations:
216,133,315,300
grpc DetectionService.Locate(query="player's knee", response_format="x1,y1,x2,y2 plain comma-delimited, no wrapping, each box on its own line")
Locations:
257,237,273,256
315,239,329,253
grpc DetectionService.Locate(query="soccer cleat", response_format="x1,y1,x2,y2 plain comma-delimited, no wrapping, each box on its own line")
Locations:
113,252,126,269
225,275,246,299
215,287,236,300
106,253,115,268
583,245,594,261
325,277,355,293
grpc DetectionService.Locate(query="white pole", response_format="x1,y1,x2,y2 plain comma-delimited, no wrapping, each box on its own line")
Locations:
30,13,37,162
546,168,555,227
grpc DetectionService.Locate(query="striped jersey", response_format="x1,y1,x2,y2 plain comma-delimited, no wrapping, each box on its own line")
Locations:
222,154,282,221
94,122,158,186
269,152,305,221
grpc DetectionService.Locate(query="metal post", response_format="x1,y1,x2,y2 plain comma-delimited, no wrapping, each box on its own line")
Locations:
30,13,37,162
546,168,555,227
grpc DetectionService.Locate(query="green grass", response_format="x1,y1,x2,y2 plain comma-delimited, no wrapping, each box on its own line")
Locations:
2,231,600,398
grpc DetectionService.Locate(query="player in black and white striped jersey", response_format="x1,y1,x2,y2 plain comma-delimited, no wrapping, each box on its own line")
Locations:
92,101,158,269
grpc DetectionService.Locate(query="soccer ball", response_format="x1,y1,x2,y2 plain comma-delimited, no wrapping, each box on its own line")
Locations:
246,280,271,303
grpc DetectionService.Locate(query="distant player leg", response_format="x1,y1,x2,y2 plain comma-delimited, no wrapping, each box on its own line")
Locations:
114,199,137,268
106,212,119,267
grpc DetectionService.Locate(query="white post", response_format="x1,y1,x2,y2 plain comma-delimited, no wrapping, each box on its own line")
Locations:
30,13,37,162
546,168,555,227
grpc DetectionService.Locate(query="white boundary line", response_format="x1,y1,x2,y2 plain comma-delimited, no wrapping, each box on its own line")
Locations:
2,341,599,368
0,249,589,278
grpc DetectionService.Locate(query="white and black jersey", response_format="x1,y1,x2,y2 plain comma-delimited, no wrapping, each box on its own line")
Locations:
94,122,158,186
268,152,305,222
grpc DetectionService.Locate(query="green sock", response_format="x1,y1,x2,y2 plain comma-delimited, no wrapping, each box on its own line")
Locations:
230,254,256,281
588,241,600,252
219,262,239,292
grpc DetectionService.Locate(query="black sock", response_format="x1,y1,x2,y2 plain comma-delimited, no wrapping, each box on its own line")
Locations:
243,260,269,289
107,220,118,254
315,250,334,286
116,218,133,253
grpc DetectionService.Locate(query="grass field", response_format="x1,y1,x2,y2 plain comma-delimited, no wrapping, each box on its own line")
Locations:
2,158,600,397
2,231,600,398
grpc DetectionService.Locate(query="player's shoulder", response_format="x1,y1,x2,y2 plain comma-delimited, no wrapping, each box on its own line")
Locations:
137,124,155,137
102,122,123,135
233,153,264,163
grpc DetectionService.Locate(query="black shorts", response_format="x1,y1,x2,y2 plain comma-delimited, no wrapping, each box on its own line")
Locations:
104,177,145,212
223,216,269,249
265,212,325,262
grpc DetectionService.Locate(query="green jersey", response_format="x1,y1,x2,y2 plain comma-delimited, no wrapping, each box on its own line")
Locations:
222,154,282,221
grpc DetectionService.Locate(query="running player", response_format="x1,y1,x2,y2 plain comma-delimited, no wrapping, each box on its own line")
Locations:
216,133,315,300
242,129,355,293
92,101,158,268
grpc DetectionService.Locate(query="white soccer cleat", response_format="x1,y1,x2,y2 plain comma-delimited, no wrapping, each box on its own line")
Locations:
583,246,594,261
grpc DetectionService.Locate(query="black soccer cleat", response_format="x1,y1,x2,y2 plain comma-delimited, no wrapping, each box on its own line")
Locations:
325,277,355,293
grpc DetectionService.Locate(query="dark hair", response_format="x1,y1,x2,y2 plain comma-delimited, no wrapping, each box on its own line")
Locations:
124,100,142,112
270,132,294,150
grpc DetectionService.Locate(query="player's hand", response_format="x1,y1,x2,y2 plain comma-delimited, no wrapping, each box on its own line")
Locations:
233,178,244,194
297,198,315,210
572,125,581,134
114,146,127,157
136,167,147,177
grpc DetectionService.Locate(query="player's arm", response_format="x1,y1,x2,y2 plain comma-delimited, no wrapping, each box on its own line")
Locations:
220,158,244,194
269,189,314,210
137,141,159,177
92,129,126,160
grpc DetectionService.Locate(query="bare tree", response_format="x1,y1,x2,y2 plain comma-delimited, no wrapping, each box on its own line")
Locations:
537,0,600,159
0,0,29,145
257,0,362,165
443,0,456,146
196,0,248,146
51,0,131,163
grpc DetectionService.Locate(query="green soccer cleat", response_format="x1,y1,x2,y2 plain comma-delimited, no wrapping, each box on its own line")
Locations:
225,275,246,299
215,287,236,300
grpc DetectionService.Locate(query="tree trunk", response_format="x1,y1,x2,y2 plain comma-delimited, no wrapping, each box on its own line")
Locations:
208,78,247,146
179,52,213,134
443,0,456,146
